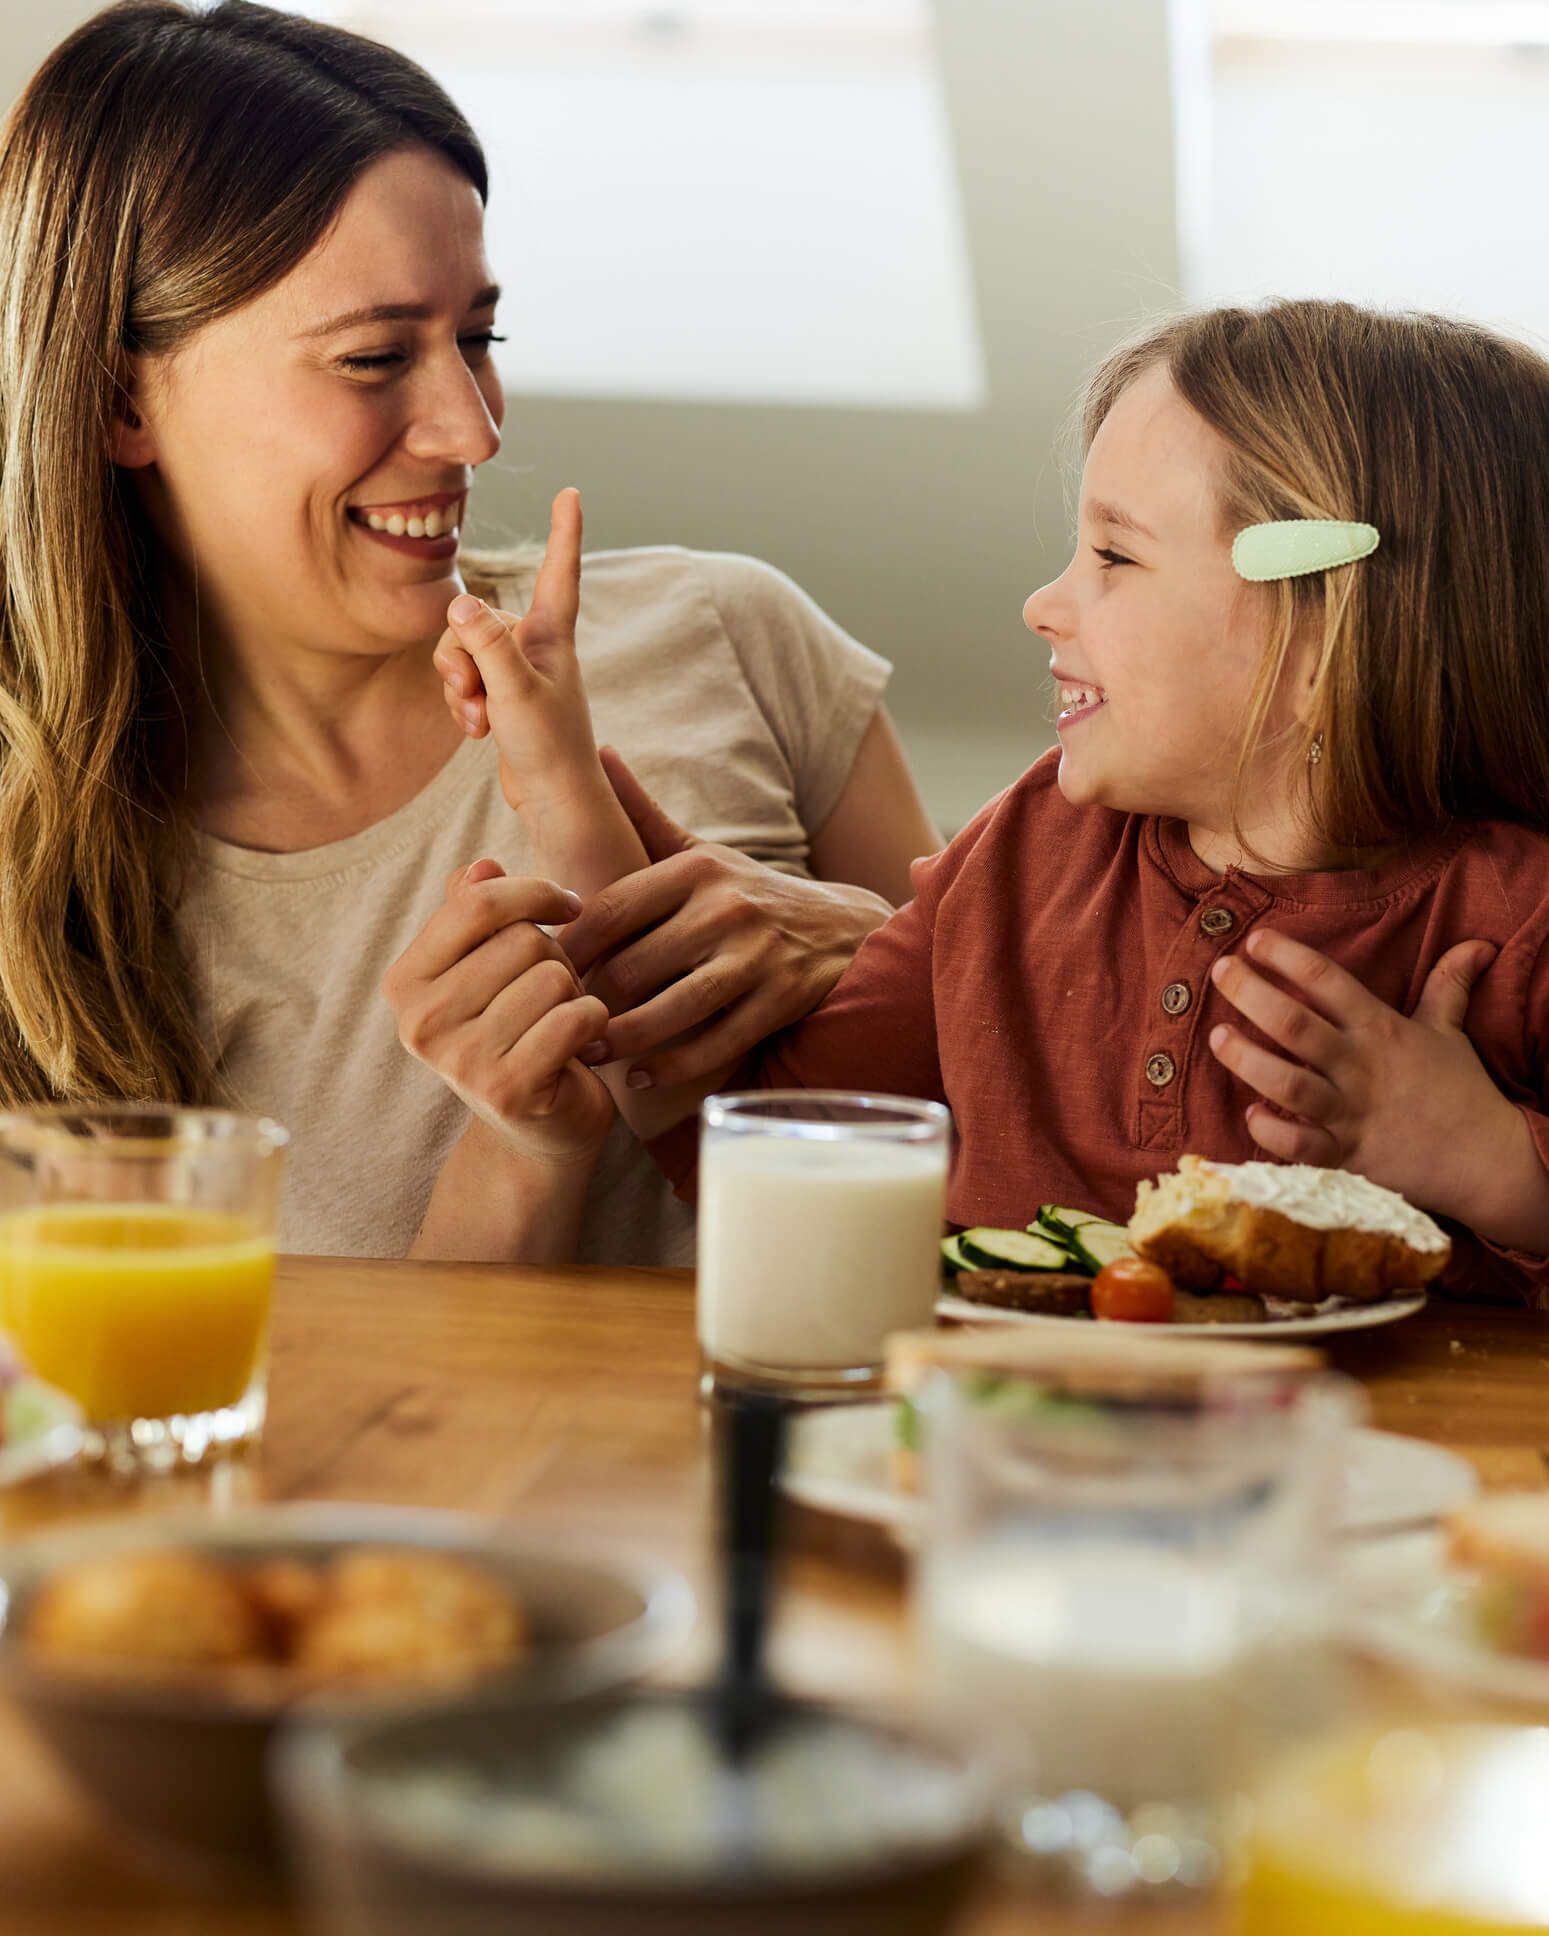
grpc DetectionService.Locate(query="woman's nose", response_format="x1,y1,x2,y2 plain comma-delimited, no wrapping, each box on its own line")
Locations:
404,357,502,467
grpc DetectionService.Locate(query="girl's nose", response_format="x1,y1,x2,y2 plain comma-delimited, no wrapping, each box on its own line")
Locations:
404,358,502,468
1023,576,1067,641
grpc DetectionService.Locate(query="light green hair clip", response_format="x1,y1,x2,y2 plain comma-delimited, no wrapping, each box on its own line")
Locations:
1232,520,1380,582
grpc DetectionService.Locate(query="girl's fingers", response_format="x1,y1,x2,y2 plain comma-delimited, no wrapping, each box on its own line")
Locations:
1208,1022,1343,1125
1242,1101,1342,1167
1413,939,1498,1032
1210,951,1345,1067
527,487,583,640
446,594,535,709
1240,928,1376,1027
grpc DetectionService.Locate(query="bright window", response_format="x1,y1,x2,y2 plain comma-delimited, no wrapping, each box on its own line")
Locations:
1177,0,1549,349
290,1,985,409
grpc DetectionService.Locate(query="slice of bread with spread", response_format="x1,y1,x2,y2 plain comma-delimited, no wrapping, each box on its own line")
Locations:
1129,1155,1449,1304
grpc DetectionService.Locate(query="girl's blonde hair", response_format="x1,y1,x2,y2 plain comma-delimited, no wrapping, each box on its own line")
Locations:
1082,300,1549,856
0,1,486,1105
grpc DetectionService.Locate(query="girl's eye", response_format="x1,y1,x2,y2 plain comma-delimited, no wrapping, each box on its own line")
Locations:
1095,546,1134,569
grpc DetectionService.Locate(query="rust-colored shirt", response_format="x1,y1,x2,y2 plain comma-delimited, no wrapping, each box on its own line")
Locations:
657,751,1549,1304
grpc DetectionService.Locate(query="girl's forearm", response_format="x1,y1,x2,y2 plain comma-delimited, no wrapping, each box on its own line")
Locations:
1432,1104,1549,1258
410,1118,600,1264
521,767,648,900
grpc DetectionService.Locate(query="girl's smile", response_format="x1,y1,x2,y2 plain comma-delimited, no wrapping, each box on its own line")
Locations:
1024,362,1320,873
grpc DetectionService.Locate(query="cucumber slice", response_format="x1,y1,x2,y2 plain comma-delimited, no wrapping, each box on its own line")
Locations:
940,1234,974,1278
957,1227,1070,1272
1037,1205,1106,1235
1068,1220,1135,1273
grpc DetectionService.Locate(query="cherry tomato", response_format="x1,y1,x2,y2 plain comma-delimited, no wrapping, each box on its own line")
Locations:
1091,1258,1175,1323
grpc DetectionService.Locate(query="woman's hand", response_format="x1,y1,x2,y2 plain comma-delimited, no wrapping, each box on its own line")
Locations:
1208,928,1549,1252
381,859,615,1167
562,748,893,1090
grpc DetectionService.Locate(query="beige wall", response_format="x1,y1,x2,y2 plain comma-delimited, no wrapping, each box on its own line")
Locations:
1,0,1181,833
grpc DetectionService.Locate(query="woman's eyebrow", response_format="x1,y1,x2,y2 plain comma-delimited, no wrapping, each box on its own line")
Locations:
1086,499,1158,542
301,284,502,338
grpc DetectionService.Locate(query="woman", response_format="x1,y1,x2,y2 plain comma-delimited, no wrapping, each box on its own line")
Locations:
0,0,938,1265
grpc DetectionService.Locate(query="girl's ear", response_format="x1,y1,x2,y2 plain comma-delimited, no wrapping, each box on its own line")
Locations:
110,358,156,469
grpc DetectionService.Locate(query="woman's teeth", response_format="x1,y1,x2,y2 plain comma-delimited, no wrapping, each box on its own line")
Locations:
362,507,458,539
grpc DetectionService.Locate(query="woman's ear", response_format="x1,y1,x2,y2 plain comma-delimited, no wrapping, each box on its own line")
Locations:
110,358,156,469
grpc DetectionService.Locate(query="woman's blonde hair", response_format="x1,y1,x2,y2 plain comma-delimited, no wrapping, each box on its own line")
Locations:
0,1,486,1105
1082,300,1549,856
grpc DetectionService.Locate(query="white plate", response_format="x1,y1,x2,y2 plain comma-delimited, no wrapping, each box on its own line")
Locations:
781,1405,1476,1543
0,1380,83,1489
935,1289,1429,1339
1342,1529,1549,1706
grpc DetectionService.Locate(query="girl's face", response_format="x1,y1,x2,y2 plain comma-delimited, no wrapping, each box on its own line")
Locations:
1023,364,1314,864
122,145,504,667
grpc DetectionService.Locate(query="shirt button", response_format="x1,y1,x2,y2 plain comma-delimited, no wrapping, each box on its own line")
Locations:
1200,906,1235,937
1161,981,1192,1017
1145,1051,1177,1088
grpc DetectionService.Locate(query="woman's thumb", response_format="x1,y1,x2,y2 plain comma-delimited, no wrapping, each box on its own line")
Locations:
1415,939,1498,1031
598,745,696,862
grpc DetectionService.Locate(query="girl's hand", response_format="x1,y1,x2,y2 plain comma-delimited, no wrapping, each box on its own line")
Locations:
1207,928,1516,1225
432,488,604,815
381,858,615,1167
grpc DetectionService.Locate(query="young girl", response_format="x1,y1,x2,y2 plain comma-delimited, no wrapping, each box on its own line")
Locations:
448,300,1549,1303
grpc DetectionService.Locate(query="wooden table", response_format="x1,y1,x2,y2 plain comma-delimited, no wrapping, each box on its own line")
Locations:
0,1260,1544,1936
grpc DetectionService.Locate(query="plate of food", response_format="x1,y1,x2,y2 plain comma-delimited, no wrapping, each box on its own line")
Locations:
1343,1491,1549,1706
938,1159,1447,1338
784,1351,1477,1547
0,1339,83,1490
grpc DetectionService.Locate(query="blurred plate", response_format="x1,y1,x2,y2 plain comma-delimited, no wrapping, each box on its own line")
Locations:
935,1289,1428,1338
0,1379,83,1489
782,1404,1475,1543
0,1501,695,1877
1343,1528,1549,1708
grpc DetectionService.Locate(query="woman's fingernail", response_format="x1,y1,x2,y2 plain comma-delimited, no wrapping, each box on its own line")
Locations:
579,1041,610,1065
626,1068,653,1091
449,593,483,625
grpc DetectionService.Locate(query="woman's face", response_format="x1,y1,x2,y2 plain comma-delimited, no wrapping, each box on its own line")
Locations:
124,145,504,665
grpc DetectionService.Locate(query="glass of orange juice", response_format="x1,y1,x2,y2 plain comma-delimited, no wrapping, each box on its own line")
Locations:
0,1107,288,1471
1236,1722,1549,1934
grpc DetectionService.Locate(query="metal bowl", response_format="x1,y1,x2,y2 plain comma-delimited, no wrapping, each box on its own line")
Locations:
0,1501,693,1880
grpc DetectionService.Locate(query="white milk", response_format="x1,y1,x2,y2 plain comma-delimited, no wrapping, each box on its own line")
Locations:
697,1134,946,1372
921,1542,1260,1813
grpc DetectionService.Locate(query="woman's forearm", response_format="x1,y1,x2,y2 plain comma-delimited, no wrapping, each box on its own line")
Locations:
410,1118,601,1264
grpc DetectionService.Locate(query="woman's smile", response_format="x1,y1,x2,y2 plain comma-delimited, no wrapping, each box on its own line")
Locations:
347,488,467,560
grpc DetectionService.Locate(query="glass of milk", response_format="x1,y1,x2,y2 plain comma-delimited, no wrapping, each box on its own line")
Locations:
915,1362,1362,1897
696,1091,950,1399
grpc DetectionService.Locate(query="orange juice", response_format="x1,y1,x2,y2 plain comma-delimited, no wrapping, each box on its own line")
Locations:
0,1203,273,1419
1236,1725,1549,1935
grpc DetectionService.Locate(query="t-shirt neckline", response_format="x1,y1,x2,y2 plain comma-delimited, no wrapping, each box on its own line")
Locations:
193,731,491,884
1150,815,1461,907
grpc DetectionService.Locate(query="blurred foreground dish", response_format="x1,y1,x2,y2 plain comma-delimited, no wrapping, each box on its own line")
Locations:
23,1543,525,1695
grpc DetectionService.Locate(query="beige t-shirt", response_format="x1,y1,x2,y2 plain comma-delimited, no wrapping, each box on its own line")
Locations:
176,547,890,1265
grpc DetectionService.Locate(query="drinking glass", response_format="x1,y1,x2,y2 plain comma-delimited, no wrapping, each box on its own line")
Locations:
0,1106,288,1471
914,1350,1362,1897
696,1091,950,1399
